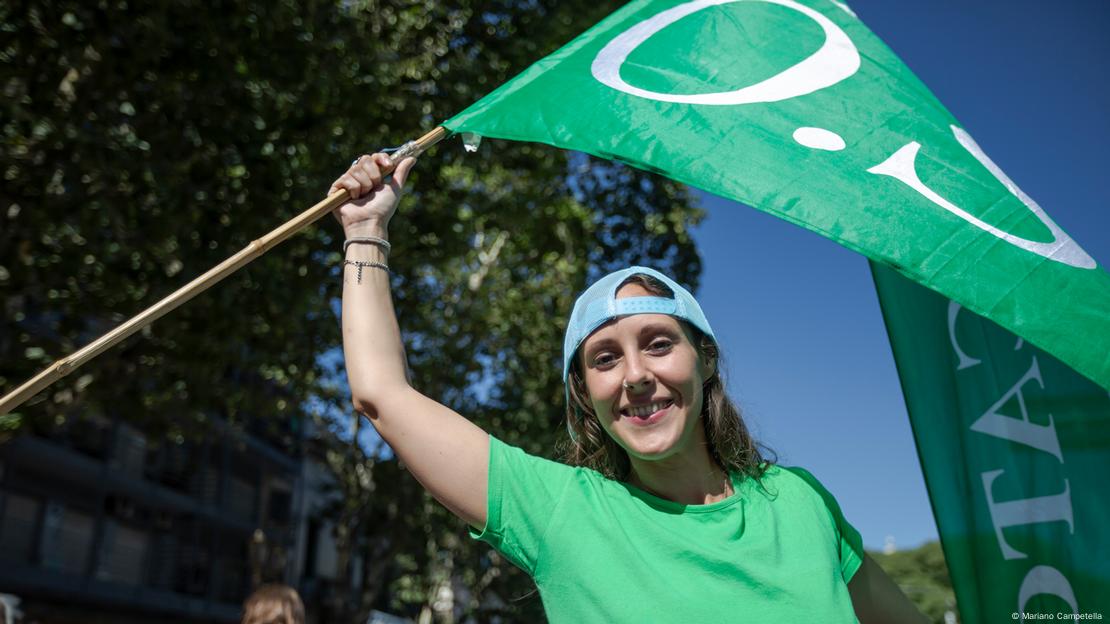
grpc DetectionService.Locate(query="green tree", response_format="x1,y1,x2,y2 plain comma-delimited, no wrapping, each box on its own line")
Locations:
1,1,704,620
871,541,959,624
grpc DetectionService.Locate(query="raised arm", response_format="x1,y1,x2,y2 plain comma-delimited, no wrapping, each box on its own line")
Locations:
330,153,489,529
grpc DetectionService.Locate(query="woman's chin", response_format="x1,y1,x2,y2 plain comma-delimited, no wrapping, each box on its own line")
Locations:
620,429,681,459
615,410,703,461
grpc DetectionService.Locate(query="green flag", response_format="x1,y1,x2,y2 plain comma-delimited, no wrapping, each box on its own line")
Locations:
442,0,1110,389
872,261,1110,622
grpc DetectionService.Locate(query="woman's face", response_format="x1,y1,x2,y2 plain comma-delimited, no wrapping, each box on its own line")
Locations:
579,282,715,462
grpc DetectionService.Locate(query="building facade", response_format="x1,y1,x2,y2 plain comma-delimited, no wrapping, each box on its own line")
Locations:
0,412,303,623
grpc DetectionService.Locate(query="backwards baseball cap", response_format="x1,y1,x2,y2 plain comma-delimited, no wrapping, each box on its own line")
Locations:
562,266,717,418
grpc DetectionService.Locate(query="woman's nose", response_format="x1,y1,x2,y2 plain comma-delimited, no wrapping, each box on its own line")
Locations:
622,353,654,393
623,377,653,394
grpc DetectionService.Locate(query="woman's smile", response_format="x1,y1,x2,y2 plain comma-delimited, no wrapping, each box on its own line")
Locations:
620,398,674,425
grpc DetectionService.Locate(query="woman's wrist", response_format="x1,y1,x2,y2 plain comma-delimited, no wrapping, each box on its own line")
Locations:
344,219,389,240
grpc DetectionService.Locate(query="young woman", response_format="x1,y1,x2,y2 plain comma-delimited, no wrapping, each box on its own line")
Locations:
330,153,928,623
241,584,305,624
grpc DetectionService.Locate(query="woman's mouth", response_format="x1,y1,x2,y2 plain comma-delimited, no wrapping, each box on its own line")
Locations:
620,399,674,426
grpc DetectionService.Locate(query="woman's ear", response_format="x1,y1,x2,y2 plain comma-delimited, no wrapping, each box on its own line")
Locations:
700,354,717,380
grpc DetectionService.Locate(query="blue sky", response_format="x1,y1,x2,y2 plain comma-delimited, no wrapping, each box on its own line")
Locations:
690,0,1110,549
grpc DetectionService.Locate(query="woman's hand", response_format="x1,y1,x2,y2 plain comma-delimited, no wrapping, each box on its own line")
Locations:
329,153,417,235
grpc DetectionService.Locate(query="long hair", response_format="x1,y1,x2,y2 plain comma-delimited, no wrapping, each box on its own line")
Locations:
559,273,775,482
241,584,305,624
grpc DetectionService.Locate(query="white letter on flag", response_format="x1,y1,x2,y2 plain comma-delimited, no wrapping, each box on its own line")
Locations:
591,0,860,105
867,126,1096,269
969,357,1063,461
1018,565,1079,615
980,471,1074,560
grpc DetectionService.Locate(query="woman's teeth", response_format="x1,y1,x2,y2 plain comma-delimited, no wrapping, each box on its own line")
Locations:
624,400,672,418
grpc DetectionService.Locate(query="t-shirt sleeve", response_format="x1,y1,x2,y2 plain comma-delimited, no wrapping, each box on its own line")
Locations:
467,434,576,575
784,466,865,584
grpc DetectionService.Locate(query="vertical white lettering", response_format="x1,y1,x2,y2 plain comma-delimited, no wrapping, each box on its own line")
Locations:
947,300,982,370
981,470,1073,560
1018,565,1078,614
969,357,1062,461
948,300,1025,370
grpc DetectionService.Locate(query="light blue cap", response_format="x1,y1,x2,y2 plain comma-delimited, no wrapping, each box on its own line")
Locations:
562,266,716,416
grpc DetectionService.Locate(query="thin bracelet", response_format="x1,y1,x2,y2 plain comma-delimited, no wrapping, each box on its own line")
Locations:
343,237,392,254
344,260,389,284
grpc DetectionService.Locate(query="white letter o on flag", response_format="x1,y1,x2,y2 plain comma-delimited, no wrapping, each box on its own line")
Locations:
591,0,860,105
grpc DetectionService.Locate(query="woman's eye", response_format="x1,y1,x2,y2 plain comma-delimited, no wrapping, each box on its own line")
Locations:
593,354,616,367
649,340,673,352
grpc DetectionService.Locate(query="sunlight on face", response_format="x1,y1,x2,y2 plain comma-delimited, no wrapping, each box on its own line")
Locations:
579,282,714,462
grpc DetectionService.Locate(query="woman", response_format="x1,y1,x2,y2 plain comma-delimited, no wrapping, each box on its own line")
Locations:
330,154,927,623
241,584,304,624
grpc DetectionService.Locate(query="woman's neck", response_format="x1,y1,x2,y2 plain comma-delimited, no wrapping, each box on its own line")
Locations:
627,455,733,505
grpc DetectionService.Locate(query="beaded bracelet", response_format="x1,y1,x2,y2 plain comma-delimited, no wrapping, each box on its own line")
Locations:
344,260,389,284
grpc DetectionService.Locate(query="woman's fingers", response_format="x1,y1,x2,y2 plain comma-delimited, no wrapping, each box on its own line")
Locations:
355,156,384,190
330,173,361,197
329,175,358,198
370,152,393,175
329,152,408,201
349,168,374,193
332,154,389,198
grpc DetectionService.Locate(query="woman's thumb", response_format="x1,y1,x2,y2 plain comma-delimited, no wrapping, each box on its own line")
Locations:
391,156,417,190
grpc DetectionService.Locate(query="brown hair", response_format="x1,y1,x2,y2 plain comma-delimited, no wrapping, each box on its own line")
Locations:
241,584,305,624
559,273,775,482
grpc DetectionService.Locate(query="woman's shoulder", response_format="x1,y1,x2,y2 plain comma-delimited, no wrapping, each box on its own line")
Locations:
741,464,856,536
489,434,607,481
739,463,839,502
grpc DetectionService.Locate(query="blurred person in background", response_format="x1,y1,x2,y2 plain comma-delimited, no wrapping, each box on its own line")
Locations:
241,584,304,624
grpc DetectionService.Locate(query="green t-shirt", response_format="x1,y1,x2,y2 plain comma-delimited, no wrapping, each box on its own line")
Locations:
469,435,864,623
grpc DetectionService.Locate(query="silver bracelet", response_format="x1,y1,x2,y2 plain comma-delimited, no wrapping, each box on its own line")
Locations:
343,236,391,254
344,260,390,284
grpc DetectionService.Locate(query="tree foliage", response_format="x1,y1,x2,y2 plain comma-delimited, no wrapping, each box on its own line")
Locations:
871,542,959,624
1,0,704,620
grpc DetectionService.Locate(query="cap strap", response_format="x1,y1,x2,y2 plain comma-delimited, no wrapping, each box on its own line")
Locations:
611,296,678,316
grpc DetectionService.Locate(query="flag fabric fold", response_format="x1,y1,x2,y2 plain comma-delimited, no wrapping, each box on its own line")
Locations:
872,261,1110,623
442,0,1110,389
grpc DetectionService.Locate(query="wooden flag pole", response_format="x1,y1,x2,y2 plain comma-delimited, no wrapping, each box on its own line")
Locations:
0,126,450,416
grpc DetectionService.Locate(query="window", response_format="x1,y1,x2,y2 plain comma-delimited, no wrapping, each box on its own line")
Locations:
0,493,41,564
95,521,149,585
41,503,94,575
